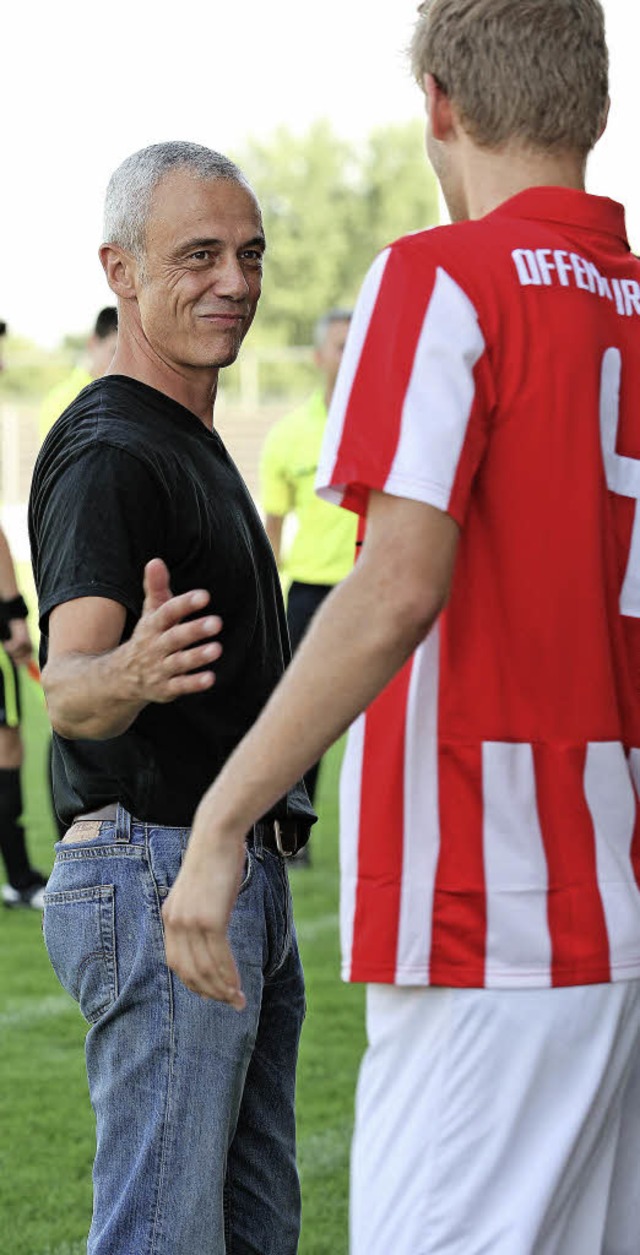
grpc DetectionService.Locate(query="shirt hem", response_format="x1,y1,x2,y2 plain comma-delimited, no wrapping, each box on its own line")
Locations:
342,957,640,988
38,584,142,628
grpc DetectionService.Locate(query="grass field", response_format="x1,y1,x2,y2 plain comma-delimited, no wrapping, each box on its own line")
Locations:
0,675,365,1255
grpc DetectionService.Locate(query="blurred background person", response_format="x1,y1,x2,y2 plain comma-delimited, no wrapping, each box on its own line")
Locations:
39,306,118,440
260,309,356,860
0,320,48,908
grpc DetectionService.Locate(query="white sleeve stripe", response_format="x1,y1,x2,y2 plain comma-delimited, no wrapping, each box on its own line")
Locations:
316,248,391,497
385,267,485,507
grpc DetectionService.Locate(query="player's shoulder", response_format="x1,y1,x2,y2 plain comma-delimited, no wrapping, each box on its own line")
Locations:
385,218,508,288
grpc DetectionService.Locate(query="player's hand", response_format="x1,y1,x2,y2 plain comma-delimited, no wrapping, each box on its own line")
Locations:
4,618,33,666
162,801,247,1007
125,558,223,704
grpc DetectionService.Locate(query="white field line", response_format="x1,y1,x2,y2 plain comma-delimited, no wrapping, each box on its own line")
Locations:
37,1243,86,1255
298,1117,354,1179
0,992,77,1029
296,912,339,943
0,914,338,1032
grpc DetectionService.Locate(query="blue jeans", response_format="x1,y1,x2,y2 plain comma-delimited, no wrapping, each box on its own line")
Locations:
43,805,305,1254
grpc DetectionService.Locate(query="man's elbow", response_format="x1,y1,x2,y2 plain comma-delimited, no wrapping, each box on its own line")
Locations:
409,586,449,642
41,664,85,739
387,582,449,653
41,665,62,725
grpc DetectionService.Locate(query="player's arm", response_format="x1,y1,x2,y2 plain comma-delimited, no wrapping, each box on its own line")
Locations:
264,514,284,566
0,525,32,665
163,490,458,1003
43,559,223,740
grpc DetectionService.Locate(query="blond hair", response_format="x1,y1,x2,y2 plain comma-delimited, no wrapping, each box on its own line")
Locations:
410,0,608,155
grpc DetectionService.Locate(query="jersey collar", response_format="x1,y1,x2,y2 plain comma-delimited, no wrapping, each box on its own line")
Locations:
489,186,629,249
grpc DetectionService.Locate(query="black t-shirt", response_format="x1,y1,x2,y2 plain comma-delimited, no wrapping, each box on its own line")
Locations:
29,375,315,829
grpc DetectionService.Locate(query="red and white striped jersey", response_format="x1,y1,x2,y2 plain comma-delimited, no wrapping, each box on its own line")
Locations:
316,187,640,988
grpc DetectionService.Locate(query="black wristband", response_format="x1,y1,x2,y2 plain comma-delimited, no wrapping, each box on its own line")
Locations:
0,594,29,623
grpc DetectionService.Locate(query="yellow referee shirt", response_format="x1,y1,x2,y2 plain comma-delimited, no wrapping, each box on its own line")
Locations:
39,367,92,442
260,390,357,586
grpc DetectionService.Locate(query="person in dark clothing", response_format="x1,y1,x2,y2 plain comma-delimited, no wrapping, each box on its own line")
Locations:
29,141,314,1255
0,319,48,908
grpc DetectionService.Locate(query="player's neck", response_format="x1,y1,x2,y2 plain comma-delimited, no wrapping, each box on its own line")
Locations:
461,143,587,221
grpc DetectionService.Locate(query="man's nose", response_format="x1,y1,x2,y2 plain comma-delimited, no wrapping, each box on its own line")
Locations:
213,254,250,299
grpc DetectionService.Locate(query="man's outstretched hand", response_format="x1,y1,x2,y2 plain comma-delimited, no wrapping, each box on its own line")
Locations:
127,558,223,704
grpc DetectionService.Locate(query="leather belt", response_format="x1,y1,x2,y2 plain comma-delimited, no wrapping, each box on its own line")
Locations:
75,804,119,822
73,804,307,859
252,818,306,859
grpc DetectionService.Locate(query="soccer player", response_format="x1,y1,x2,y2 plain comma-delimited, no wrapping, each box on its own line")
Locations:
163,1,640,1251
0,320,48,908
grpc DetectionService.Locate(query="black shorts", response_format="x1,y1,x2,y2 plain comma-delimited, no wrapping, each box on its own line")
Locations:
0,648,21,729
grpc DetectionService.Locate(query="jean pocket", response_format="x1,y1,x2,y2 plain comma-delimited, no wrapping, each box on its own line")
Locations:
43,885,118,1024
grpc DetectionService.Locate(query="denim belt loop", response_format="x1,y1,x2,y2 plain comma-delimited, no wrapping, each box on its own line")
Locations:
114,803,133,844
251,823,265,860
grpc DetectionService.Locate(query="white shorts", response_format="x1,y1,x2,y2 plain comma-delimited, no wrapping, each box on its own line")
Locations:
350,980,640,1255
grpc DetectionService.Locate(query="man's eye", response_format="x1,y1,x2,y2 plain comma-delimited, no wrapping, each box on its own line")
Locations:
242,250,264,264
190,250,210,261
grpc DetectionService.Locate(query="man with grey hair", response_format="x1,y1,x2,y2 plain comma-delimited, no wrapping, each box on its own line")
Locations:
29,140,314,1255
161,3,640,1252
261,308,356,838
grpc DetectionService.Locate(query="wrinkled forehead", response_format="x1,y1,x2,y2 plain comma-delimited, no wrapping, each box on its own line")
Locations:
145,169,263,249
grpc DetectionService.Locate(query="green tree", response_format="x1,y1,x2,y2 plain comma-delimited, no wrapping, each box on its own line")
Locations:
0,333,73,400
238,118,438,348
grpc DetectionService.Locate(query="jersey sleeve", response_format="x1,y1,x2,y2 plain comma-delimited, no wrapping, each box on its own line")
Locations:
316,241,494,526
260,422,294,517
31,443,167,630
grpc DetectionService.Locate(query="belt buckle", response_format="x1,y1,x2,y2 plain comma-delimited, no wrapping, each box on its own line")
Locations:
273,819,296,858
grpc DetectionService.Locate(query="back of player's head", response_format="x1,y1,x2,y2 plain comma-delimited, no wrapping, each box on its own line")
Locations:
103,141,253,262
410,0,608,156
93,307,118,340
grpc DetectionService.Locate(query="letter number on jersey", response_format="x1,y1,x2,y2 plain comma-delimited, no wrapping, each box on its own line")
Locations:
600,347,640,617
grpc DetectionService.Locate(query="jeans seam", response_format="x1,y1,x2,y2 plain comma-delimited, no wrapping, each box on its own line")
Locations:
272,860,293,977
145,854,177,1255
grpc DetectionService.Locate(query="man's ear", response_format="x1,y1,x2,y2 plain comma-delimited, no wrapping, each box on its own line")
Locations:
99,244,139,300
423,72,456,142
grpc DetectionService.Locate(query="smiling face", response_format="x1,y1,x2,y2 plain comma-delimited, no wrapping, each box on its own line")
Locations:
134,169,265,373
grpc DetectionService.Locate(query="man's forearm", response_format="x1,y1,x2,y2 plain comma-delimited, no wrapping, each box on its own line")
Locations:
193,551,442,843
163,496,458,1003
43,641,146,739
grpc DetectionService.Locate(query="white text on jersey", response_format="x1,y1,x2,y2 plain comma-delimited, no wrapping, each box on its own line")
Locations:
512,248,640,316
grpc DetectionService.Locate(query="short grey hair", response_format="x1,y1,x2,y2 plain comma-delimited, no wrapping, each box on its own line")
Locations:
103,141,252,260
314,308,352,350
